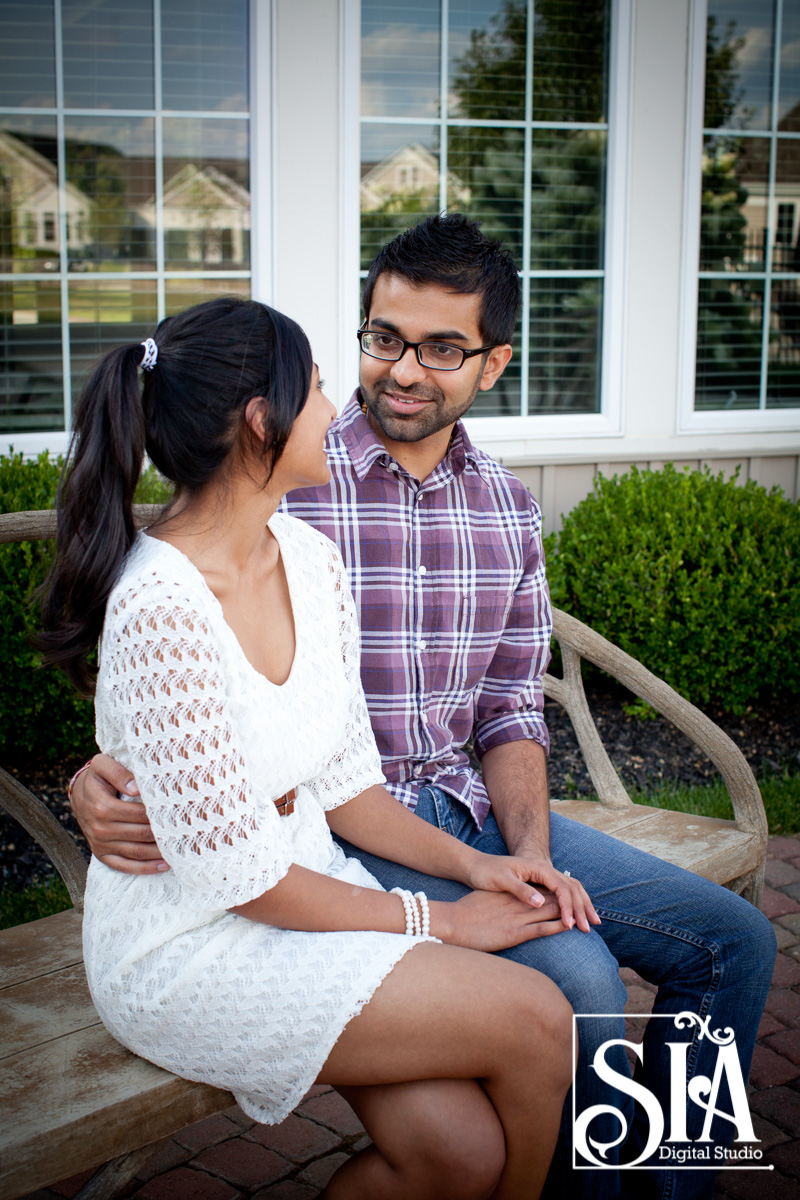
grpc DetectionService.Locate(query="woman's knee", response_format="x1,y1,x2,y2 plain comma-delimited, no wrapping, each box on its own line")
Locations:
390,1089,505,1200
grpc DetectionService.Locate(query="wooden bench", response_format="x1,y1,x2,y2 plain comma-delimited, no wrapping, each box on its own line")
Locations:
0,508,768,1200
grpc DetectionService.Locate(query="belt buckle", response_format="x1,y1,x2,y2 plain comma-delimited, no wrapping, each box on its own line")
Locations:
275,787,296,817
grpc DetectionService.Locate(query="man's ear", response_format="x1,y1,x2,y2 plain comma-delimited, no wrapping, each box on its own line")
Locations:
244,395,269,445
478,343,513,391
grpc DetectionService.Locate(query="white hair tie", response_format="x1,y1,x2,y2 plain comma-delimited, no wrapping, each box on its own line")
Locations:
139,338,158,370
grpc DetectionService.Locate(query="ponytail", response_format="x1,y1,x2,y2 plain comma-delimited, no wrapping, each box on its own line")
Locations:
38,297,313,695
38,342,147,694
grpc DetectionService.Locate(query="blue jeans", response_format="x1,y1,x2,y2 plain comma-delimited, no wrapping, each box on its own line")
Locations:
333,787,776,1200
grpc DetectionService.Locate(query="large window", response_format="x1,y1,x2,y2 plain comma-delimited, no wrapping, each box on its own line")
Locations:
696,0,800,411
0,0,251,436
360,0,612,418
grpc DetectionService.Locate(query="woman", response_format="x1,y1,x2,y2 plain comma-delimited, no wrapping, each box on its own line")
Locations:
40,297,578,1200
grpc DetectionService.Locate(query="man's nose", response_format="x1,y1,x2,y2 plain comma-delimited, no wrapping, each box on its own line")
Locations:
391,345,427,386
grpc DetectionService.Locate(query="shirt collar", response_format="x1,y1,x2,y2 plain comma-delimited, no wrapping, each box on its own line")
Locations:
334,390,483,483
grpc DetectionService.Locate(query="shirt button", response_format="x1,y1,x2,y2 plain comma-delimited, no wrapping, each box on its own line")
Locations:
388,462,399,471
420,712,429,723
418,639,427,651
418,565,427,575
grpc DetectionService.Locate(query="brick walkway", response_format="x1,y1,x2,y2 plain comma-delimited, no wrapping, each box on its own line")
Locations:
29,836,800,1200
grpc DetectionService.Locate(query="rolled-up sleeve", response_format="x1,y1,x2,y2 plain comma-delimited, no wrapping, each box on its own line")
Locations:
472,500,551,758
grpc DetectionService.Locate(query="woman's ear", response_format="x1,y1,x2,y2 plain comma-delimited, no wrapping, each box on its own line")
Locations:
244,395,269,446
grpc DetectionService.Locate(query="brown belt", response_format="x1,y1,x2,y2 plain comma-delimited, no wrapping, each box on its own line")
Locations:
274,788,296,817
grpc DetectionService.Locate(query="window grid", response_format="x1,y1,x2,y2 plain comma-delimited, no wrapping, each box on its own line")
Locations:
0,0,251,434
359,0,610,419
698,0,800,411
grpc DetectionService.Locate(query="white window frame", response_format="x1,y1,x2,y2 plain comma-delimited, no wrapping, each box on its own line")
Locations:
1,0,271,458
677,0,800,435
344,0,634,455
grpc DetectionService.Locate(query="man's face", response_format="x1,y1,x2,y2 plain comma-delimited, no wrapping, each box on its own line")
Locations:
359,273,510,445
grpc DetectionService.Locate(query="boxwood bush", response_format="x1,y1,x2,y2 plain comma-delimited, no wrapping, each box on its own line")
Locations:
0,451,171,767
544,464,800,715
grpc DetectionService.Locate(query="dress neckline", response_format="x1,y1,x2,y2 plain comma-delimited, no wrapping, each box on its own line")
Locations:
141,513,301,691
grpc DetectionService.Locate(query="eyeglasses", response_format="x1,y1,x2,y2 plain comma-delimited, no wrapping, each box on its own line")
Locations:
356,328,497,371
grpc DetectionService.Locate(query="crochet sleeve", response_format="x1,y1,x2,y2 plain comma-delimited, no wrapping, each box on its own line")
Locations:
302,542,385,812
101,591,293,910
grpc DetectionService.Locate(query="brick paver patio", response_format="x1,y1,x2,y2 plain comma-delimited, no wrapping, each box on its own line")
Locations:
24,836,800,1200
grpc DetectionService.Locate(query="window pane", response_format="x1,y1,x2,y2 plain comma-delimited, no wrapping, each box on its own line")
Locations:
64,118,155,272
779,0,800,130
528,278,602,414
448,125,524,266
705,1,774,131
532,0,610,123
470,321,522,417
69,281,157,400
164,276,250,316
162,119,250,270
361,3,441,118
360,125,440,269
0,117,61,274
63,0,154,111
695,279,763,409
530,130,606,271
0,0,56,108
0,283,63,433
449,0,525,121
772,139,800,271
162,0,249,112
768,279,800,405
700,134,767,271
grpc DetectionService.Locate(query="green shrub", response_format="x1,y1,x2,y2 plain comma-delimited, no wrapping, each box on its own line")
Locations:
0,874,72,930
0,451,172,767
544,464,800,714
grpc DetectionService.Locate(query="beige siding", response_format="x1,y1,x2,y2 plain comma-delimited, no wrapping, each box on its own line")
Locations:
513,453,800,534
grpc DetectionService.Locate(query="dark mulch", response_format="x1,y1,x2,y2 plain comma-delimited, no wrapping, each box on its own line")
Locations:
2,682,798,892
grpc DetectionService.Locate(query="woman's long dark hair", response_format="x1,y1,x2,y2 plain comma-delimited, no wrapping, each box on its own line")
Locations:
38,297,313,695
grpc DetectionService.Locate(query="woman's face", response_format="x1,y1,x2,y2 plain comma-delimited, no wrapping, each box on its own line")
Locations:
272,365,336,493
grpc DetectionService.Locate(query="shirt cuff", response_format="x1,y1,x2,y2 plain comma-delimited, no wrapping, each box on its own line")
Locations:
473,710,550,759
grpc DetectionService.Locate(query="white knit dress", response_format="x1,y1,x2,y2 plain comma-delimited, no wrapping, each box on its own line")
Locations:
82,514,428,1123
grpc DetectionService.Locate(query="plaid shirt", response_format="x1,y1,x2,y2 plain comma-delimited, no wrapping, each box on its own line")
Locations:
283,393,551,829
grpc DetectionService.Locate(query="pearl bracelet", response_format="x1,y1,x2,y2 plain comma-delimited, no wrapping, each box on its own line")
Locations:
390,887,417,936
414,891,431,938
390,887,431,938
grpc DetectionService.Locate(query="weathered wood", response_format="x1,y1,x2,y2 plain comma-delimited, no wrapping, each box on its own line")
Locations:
0,906,82,990
0,504,163,544
0,767,87,908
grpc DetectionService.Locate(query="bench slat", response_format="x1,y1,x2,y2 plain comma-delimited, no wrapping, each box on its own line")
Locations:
0,961,99,1059
550,800,760,886
0,1022,231,1200
0,908,83,990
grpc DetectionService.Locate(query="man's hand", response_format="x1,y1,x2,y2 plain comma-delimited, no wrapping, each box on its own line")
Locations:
70,753,168,874
465,852,600,933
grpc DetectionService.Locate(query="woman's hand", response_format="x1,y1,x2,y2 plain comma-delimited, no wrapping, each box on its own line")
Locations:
431,889,568,952
464,853,601,933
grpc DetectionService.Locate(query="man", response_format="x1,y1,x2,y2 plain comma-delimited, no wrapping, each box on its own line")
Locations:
72,215,775,1198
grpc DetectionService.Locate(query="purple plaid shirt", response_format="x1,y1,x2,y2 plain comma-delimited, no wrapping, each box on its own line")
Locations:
283,393,551,829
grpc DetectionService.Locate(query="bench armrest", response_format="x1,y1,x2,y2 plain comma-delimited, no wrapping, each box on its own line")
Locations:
545,607,767,848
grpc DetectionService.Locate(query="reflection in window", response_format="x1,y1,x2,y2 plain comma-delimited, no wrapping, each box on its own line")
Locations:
0,1,251,434
697,2,800,411
360,0,611,417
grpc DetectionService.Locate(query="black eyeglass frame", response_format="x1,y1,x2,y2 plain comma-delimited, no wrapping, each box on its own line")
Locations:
356,327,498,371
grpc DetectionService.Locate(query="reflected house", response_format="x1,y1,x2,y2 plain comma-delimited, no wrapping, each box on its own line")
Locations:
0,131,93,259
735,104,800,271
137,164,250,266
360,142,469,212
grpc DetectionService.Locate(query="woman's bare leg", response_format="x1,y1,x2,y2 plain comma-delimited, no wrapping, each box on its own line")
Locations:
315,942,575,1200
320,1078,505,1200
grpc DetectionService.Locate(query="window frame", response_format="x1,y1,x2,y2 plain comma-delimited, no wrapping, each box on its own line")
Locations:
345,0,634,452
677,0,800,435
0,0,272,457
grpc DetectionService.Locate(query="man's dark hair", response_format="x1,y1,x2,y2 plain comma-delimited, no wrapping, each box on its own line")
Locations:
362,214,522,345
